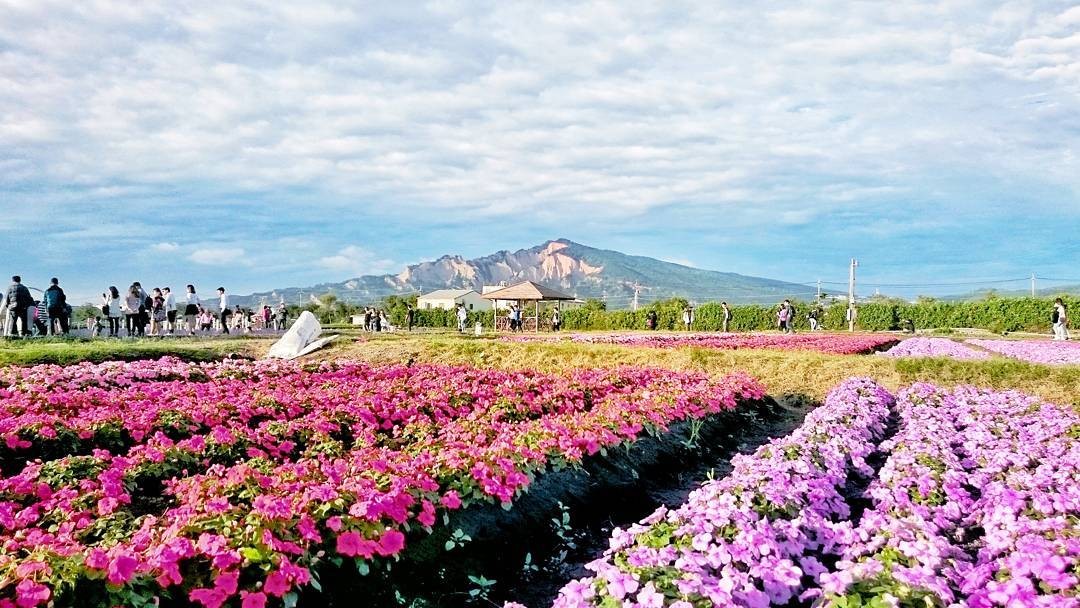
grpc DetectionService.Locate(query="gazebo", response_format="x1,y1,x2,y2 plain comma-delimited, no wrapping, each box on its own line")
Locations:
481,281,575,332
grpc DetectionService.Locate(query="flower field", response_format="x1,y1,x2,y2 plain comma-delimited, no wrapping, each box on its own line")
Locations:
547,380,1080,608
0,357,764,608
967,339,1080,366
503,333,899,355
877,337,990,360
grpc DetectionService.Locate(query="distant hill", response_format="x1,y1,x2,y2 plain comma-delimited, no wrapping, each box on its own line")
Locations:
238,239,815,308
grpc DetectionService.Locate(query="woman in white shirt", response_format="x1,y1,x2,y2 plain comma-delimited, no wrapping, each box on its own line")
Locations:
183,285,200,336
102,286,122,337
1053,298,1069,341
122,285,143,337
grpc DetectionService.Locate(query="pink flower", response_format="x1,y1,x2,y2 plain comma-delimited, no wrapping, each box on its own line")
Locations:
107,554,139,585
215,570,239,595
241,591,267,608
376,529,406,557
442,490,462,510
336,531,376,558
14,580,50,608
263,571,289,597
189,587,228,608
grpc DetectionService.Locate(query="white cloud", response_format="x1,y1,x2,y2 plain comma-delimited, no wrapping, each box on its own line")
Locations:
189,247,246,265
317,245,396,277
0,0,1076,224
152,242,180,252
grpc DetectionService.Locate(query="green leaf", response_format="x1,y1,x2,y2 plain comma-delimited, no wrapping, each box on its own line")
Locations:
283,592,298,608
240,547,264,563
444,540,456,551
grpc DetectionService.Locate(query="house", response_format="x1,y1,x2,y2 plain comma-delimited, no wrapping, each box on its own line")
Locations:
417,289,488,312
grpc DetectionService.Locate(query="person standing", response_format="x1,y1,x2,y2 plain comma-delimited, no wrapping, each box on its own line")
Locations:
217,287,231,334
103,286,122,337
149,288,167,336
277,302,288,330
5,276,34,336
406,304,415,332
682,306,694,331
807,306,820,331
373,309,382,332
721,302,732,333
456,304,468,333
162,287,177,335
646,309,658,331
44,278,69,335
1052,298,1069,341
551,306,561,332
182,285,200,336
261,305,272,330
133,282,149,336
123,285,143,337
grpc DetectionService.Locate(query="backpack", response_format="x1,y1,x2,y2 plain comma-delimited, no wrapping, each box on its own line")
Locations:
1052,309,1060,324
44,287,64,309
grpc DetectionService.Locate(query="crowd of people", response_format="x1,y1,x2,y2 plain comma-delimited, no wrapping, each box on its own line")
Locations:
1,277,290,338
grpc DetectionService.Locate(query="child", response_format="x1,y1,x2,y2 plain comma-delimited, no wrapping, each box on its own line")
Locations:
90,316,104,337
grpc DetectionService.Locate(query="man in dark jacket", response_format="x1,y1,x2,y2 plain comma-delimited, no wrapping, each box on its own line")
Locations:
44,277,69,335
5,276,34,336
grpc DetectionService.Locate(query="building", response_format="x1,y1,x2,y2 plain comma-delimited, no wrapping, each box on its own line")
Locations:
417,289,488,312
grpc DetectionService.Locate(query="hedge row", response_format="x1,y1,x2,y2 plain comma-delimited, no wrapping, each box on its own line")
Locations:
397,296,1077,334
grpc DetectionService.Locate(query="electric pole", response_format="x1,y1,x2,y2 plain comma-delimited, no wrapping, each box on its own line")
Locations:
1031,273,1036,298
847,258,858,332
816,279,822,302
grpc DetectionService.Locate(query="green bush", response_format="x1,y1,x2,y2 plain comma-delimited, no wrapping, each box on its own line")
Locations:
404,295,1078,333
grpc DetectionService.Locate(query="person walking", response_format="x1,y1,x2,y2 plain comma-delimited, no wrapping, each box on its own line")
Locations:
162,287,177,335
406,304,415,332
261,305,272,330
103,286,122,337
808,306,821,331
1052,298,1069,341
777,300,792,333
44,278,69,335
373,308,382,332
721,302,732,333
4,276,34,337
182,285,200,336
456,304,468,333
217,287,231,334
551,306,561,332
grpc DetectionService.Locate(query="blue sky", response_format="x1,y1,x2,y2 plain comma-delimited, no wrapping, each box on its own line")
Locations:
2,1,1079,303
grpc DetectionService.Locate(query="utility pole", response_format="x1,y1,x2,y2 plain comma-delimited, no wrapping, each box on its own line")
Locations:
847,258,858,332
816,279,822,302
632,286,640,312
1031,273,1036,298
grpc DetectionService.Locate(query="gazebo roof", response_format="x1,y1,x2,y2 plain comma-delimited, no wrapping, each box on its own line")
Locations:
480,281,575,301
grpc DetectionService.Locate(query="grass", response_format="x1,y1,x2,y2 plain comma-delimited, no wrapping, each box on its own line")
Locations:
2,332,1077,407
325,334,1080,405
0,336,274,366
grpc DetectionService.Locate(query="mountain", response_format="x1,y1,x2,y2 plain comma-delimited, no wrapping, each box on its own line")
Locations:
239,239,815,308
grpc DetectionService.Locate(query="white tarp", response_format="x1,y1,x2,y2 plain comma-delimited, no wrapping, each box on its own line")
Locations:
267,311,338,360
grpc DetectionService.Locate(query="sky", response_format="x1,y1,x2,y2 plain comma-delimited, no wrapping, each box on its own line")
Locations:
2,0,1079,303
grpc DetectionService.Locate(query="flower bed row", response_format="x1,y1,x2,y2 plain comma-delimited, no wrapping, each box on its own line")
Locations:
541,380,1079,608
502,333,899,355
967,338,1080,366
545,377,894,607
818,384,1079,607
0,358,764,608
877,337,990,360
